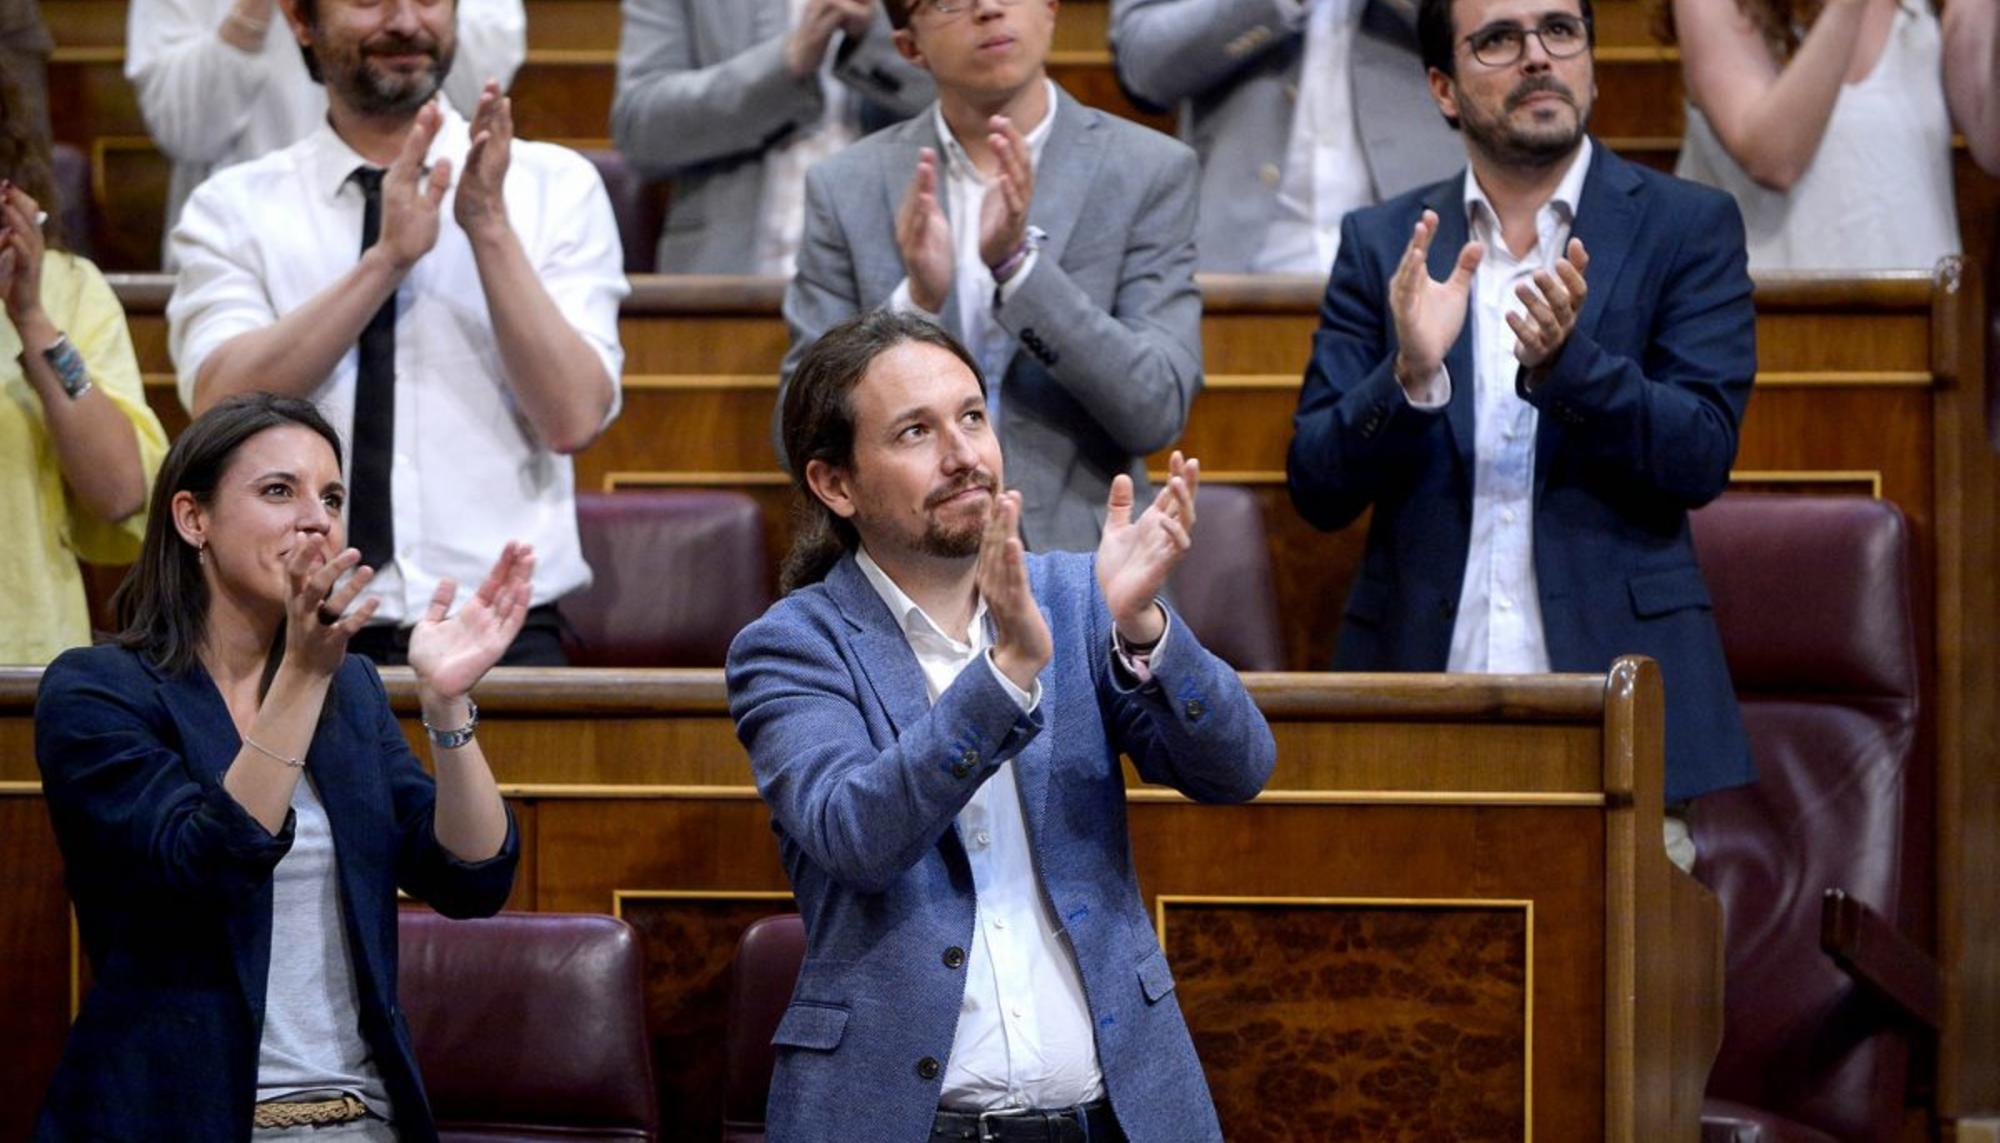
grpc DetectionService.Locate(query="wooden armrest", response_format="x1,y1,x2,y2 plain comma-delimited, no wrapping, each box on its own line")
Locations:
1819,888,1942,1029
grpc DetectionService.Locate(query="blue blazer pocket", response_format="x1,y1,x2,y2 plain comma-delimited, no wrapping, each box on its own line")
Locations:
1137,948,1177,1004
772,1002,851,1051
1627,566,1713,619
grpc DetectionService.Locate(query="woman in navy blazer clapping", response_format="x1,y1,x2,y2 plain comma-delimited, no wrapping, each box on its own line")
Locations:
33,393,527,1142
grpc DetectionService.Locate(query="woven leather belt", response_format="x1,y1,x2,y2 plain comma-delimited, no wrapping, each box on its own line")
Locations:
251,1094,369,1129
930,1099,1121,1141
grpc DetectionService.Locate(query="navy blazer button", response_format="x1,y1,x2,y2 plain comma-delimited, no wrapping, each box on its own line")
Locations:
943,946,966,969
962,748,979,767
917,1056,942,1080
951,763,971,779
1184,698,1205,720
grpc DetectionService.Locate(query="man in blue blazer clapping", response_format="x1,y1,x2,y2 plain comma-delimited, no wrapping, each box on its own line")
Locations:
1287,0,1757,869
728,310,1276,1142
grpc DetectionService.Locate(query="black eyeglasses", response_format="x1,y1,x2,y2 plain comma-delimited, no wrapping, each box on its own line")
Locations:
1462,14,1590,67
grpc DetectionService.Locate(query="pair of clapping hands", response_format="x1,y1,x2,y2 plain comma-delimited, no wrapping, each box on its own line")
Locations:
362,80,517,273
981,452,1201,692
895,116,1037,314
282,538,535,709
1391,208,1592,401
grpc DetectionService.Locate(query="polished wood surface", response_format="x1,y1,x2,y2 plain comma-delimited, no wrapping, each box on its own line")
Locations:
0,659,1716,1140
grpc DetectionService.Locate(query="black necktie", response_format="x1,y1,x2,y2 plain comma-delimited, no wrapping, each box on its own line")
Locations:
348,167,396,573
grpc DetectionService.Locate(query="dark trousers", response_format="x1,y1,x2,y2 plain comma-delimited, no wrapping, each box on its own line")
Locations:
347,603,568,667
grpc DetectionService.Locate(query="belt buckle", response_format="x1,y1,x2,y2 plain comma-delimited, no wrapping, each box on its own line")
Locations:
976,1104,1031,1142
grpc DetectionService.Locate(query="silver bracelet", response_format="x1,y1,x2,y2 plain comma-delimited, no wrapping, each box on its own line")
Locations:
242,734,305,768
41,333,92,400
423,697,479,749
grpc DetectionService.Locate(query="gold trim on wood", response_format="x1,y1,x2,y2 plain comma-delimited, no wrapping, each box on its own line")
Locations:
602,471,790,490
620,374,778,391
502,783,762,800
1128,788,1608,807
1728,469,1884,498
1754,370,1935,388
1154,894,1536,1140
611,888,794,921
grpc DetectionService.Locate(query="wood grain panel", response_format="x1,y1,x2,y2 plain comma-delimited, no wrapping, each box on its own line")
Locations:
1165,901,1530,1140
0,799,72,1143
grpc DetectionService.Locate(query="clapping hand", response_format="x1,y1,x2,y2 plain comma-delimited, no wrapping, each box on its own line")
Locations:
377,101,451,272
0,181,47,325
454,80,514,240
1509,237,1590,372
1096,451,1198,647
896,148,954,313
977,117,1035,277
284,535,379,678
407,541,535,709
977,491,1052,693
786,0,875,77
1390,209,1483,403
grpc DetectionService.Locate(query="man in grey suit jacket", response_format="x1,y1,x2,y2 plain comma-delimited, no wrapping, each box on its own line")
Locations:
1111,0,1461,272
780,0,1203,554
612,0,933,273
732,310,1274,1142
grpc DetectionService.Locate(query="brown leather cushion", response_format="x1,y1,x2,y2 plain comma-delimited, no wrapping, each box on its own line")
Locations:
398,909,658,1141
1170,484,1285,672
1700,1098,1842,1143
562,489,772,667
723,913,805,1143
1689,495,1921,1142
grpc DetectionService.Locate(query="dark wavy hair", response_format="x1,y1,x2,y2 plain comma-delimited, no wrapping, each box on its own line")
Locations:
0,63,64,251
113,394,345,677
778,310,986,594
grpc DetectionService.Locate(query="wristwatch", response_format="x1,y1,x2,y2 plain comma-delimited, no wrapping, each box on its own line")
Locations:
41,333,93,400
423,697,479,749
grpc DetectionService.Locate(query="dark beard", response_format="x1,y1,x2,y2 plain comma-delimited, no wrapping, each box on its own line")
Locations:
1460,76,1590,170
328,34,455,118
918,473,999,559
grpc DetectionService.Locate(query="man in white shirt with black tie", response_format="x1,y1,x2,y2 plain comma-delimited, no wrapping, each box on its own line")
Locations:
168,0,627,664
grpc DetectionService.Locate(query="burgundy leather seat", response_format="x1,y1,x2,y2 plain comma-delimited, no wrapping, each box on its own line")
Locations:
722,914,806,1143
397,909,659,1142
1689,494,1934,1143
1169,484,1285,672
578,148,668,276
563,490,773,667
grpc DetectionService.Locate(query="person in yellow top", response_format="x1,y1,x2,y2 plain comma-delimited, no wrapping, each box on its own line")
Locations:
2,72,168,664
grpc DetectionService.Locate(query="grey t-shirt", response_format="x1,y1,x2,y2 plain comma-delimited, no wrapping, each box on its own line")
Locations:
254,777,395,1123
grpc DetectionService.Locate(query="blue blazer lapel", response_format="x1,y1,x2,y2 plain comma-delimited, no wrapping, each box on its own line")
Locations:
157,663,275,1025
1421,175,1478,468
1535,142,1641,489
825,556,934,738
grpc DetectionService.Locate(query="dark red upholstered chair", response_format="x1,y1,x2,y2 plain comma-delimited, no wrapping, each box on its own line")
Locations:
51,143,96,261
1688,494,1935,1143
562,489,773,667
722,913,806,1143
578,148,668,276
1169,484,1285,671
397,909,659,1142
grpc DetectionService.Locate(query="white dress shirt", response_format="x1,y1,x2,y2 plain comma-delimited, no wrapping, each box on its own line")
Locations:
168,104,629,624
126,0,525,263
852,547,1109,1112
754,0,865,277
888,80,1059,416
1421,139,1594,674
1254,0,1374,274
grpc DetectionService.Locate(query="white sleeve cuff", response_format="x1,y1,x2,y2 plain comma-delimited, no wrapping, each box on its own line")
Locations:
1403,365,1452,410
983,650,1043,713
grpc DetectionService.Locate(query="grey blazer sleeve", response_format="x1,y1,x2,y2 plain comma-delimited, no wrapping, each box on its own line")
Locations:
993,144,1205,456
1109,0,1304,107
831,14,935,118
611,0,826,177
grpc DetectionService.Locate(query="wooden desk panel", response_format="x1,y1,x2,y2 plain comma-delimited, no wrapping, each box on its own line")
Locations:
0,660,1710,1141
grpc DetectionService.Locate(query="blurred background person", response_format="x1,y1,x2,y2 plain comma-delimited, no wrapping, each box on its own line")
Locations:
1110,0,1461,273
34,393,523,1141
1944,0,2000,175
0,0,49,147
127,0,526,264
1666,0,1996,271
0,69,168,666
611,0,932,274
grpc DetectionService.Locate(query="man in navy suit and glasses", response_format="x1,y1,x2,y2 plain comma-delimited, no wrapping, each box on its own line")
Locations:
728,310,1275,1142
1287,0,1756,871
